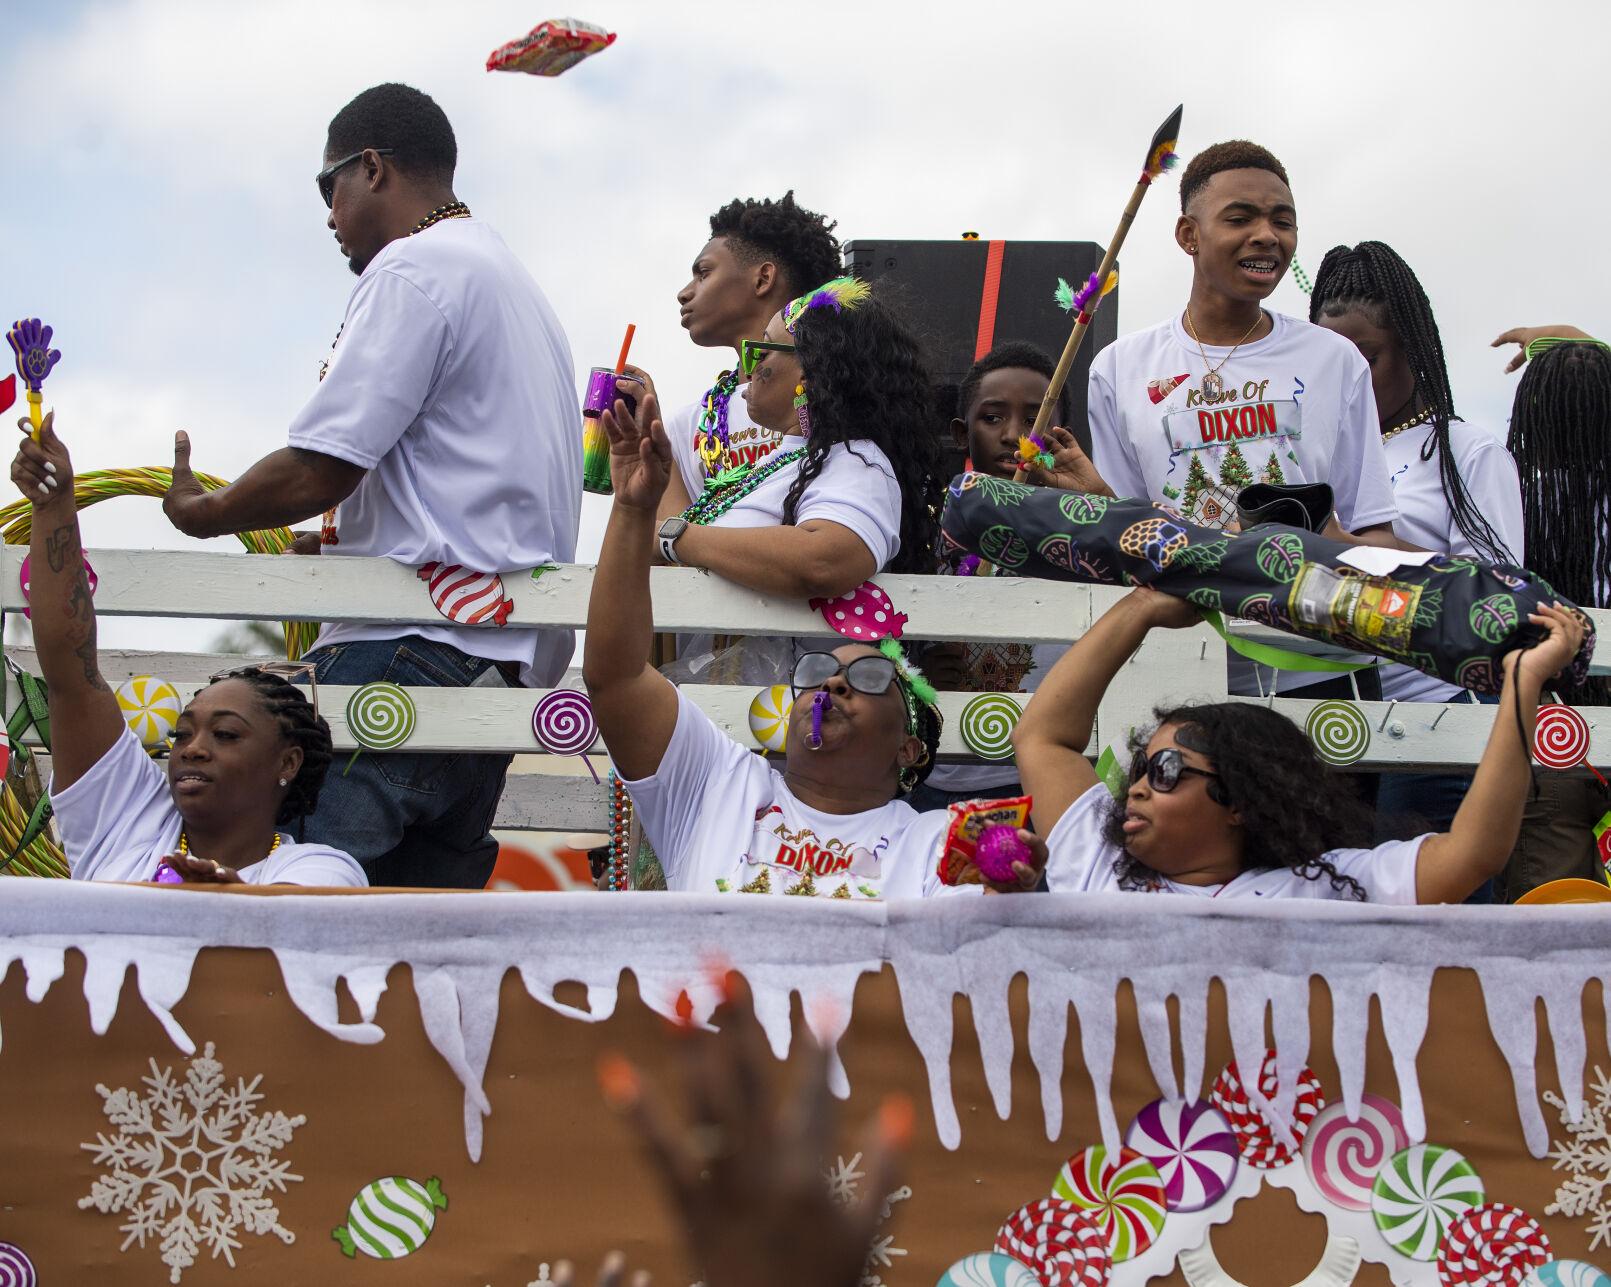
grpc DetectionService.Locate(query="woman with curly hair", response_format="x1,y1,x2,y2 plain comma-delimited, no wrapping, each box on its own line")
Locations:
1012,588,1583,903
11,414,364,887
654,277,941,683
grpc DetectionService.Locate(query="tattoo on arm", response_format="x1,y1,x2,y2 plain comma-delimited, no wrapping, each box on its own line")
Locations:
44,524,74,574
64,562,109,692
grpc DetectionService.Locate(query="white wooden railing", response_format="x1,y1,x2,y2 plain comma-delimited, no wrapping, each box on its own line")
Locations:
3,546,1607,833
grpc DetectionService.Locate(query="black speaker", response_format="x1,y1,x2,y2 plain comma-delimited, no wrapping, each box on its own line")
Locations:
843,237,1116,456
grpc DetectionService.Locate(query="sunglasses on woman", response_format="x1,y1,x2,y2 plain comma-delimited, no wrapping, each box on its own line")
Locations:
790,652,899,697
1130,746,1222,794
316,148,395,208
739,339,796,375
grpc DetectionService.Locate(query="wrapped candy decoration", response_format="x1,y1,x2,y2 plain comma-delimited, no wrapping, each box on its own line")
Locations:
940,474,1595,695
486,18,616,76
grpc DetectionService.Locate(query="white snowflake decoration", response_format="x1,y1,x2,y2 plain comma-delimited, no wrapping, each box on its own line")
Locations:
77,1041,305,1283
826,1153,913,1287
1543,1064,1611,1251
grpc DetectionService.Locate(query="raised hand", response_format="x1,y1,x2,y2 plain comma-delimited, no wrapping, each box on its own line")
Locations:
162,430,210,536
1029,425,1115,497
1503,601,1587,691
1491,324,1592,374
600,392,673,512
598,971,910,1287
12,410,72,506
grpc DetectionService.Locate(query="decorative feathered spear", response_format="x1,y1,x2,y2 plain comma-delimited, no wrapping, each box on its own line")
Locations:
1027,104,1183,446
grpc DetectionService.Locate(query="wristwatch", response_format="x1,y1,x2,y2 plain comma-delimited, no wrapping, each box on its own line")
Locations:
657,517,689,565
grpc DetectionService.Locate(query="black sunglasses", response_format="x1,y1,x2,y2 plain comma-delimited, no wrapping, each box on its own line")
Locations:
740,339,796,375
1131,747,1222,794
791,652,898,698
316,148,395,208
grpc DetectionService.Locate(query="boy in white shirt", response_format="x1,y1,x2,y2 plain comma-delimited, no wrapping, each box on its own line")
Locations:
160,83,580,888
1087,140,1402,698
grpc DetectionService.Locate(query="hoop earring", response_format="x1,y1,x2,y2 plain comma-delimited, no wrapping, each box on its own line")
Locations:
794,383,811,437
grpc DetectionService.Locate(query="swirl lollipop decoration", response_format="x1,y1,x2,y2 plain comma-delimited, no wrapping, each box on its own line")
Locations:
1124,1097,1240,1212
1051,1144,1168,1261
1371,1142,1485,1261
1523,1263,1611,1287
1437,1202,1550,1285
1305,700,1372,767
533,689,600,782
345,682,417,751
1533,704,1592,770
0,1241,36,1287
1302,1093,1409,1211
6,318,61,441
960,694,1021,762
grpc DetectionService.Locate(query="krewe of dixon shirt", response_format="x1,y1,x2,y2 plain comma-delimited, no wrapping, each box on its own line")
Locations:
622,689,980,900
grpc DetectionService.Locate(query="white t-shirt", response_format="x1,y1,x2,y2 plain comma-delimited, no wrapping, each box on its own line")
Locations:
1381,419,1525,703
1043,782,1422,903
1089,312,1397,694
664,379,788,499
925,642,1067,795
676,436,904,686
51,726,367,887
622,689,980,899
288,217,581,685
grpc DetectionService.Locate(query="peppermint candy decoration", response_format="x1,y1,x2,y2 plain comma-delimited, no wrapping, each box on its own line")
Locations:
993,1198,1110,1287
1523,1263,1611,1287
1305,700,1371,767
934,1252,1040,1287
532,690,597,756
418,561,515,626
809,580,907,641
1371,1143,1485,1261
1124,1097,1240,1212
1051,1144,1167,1261
960,694,1021,761
114,675,183,750
1533,704,1591,770
1301,1092,1409,1211
1209,1050,1325,1168
1437,1202,1550,1286
748,685,794,753
0,1242,36,1287
345,682,417,751
18,550,96,621
332,1175,448,1259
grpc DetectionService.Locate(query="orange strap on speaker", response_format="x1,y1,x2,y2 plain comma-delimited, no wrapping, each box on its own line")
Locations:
973,240,1007,360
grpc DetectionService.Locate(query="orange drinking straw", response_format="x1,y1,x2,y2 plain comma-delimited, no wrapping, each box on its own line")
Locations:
614,323,636,374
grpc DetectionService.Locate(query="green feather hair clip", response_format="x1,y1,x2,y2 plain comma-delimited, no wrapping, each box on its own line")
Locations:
879,637,938,733
783,276,873,333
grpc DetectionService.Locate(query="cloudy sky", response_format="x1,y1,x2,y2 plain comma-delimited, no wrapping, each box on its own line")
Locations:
6,0,1606,653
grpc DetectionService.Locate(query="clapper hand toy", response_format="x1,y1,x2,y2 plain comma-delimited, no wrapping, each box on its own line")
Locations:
7,318,61,442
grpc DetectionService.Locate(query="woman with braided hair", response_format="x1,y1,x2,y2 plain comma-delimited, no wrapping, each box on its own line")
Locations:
1311,240,1525,853
10,415,365,887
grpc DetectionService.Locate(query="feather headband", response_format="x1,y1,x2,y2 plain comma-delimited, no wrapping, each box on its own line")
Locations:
783,276,872,334
878,637,938,735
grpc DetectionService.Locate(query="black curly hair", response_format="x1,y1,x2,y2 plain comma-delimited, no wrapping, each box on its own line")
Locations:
786,290,943,575
956,340,1073,427
204,669,335,827
709,192,841,300
1101,703,1375,899
1310,241,1514,564
326,83,456,184
1180,139,1290,212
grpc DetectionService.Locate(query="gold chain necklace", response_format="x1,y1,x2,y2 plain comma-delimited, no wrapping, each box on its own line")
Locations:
410,201,471,234
1185,306,1266,400
178,830,282,866
1381,406,1434,443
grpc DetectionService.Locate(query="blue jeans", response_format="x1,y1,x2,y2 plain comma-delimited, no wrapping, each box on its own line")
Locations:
296,636,513,889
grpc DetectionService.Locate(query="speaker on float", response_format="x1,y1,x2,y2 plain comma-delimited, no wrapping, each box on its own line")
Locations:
843,237,1117,462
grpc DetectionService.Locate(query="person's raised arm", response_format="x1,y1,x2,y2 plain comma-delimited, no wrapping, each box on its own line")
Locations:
10,413,126,789
1492,325,1594,375
1414,602,1586,904
1014,588,1200,835
582,393,682,781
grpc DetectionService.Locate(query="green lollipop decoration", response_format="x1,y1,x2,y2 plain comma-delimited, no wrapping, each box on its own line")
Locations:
345,682,417,751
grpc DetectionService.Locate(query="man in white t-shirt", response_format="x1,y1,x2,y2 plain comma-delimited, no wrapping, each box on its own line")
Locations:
1088,139,1402,697
162,83,580,887
630,192,843,512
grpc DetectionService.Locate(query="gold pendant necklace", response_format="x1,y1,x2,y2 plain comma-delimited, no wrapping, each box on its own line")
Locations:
1186,306,1265,400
